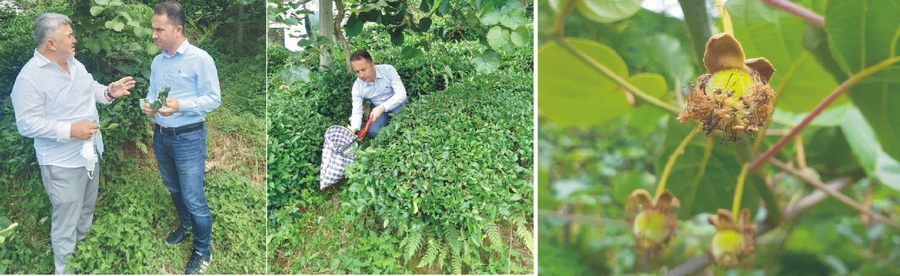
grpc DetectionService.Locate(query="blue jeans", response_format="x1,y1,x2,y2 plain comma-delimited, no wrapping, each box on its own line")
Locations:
367,102,406,138
153,125,212,255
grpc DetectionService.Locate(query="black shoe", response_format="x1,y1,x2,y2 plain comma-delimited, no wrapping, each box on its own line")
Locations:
184,250,211,274
165,225,190,245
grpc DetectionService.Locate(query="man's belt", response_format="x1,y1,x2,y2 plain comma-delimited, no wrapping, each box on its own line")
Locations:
155,122,204,136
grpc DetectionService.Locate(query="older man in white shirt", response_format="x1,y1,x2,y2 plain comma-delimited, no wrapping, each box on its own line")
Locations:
10,13,135,274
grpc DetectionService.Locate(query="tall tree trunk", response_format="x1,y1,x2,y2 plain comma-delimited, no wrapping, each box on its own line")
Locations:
333,0,351,73
318,0,334,69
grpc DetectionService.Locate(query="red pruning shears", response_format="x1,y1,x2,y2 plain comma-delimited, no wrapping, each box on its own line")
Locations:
356,116,375,141
337,116,377,154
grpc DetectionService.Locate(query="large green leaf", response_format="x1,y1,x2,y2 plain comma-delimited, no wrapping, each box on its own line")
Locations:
728,0,841,112
538,39,630,127
576,0,643,23
841,107,900,191
826,0,900,78
803,126,862,178
500,1,527,29
510,27,530,47
656,119,760,219
473,49,500,73
345,15,364,36
627,73,669,133
771,104,852,128
486,26,510,50
612,171,651,205
826,0,900,161
647,34,695,86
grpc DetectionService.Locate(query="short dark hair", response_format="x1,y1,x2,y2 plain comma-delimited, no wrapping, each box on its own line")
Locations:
349,50,373,62
154,1,186,28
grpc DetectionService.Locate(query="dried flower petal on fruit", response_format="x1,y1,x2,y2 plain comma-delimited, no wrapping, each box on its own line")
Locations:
627,189,680,252
708,208,757,267
678,33,776,141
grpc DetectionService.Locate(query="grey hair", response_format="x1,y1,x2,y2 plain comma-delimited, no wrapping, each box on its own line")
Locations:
33,13,72,46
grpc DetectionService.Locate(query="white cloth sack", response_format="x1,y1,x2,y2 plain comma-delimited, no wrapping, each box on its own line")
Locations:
319,126,358,189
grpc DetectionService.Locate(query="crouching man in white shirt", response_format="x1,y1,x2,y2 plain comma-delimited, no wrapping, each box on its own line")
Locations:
10,13,135,274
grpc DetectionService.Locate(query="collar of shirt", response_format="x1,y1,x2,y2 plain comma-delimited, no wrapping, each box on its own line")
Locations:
361,66,385,87
162,39,191,58
32,49,76,73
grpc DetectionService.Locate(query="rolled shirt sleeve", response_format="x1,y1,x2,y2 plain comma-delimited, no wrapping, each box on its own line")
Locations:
86,68,113,105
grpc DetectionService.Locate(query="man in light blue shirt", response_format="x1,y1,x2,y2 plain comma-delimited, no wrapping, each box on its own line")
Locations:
11,13,135,274
140,2,220,274
348,49,407,138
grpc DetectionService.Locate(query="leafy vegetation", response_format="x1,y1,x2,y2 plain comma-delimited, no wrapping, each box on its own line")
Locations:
0,1,265,273
267,15,534,273
538,0,900,274
269,0,533,84
343,72,534,273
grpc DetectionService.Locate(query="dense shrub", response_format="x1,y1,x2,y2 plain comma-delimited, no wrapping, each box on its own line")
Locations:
267,28,489,213
267,21,534,272
347,29,479,99
342,72,534,273
266,96,339,211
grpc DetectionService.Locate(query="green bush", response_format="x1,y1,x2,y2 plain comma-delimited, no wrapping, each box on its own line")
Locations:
1,7,73,98
266,29,492,213
266,23,534,273
342,72,534,273
266,95,336,211
347,28,479,100
219,59,265,115
266,58,357,212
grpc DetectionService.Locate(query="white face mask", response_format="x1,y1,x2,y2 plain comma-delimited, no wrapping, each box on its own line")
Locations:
81,135,98,179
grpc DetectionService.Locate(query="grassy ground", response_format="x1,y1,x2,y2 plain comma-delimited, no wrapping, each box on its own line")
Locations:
268,194,534,274
0,58,266,274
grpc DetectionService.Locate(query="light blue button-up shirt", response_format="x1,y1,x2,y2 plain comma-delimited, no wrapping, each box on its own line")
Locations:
349,64,408,129
146,39,221,128
11,50,112,167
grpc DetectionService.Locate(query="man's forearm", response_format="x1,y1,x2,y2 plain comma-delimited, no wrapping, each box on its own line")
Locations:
178,95,222,115
16,116,71,142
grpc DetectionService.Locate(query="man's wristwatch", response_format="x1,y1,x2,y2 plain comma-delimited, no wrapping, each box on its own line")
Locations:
105,86,115,101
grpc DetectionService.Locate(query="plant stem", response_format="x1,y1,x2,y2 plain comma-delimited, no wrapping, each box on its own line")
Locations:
749,56,900,172
713,0,734,36
738,142,782,226
770,159,900,229
762,0,825,28
731,164,750,217
656,125,702,201
552,0,576,37
551,0,681,115
552,40,682,114
754,172,782,226
0,222,18,234
667,177,855,276
678,0,713,63
795,135,807,170
687,137,715,189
